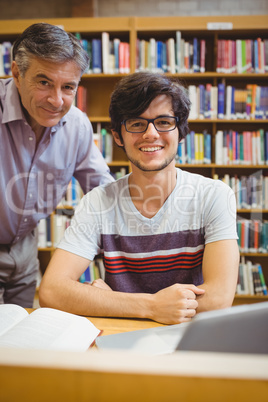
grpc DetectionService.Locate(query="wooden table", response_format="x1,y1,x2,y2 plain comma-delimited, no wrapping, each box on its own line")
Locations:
1,312,268,402
86,315,165,336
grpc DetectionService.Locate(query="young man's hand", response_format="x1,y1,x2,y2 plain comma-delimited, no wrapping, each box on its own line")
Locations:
150,283,205,324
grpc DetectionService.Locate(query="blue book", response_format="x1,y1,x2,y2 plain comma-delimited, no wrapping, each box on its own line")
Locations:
204,85,211,118
186,133,191,163
162,42,167,72
177,143,183,164
190,130,195,163
218,83,225,119
192,38,199,72
71,177,77,206
79,266,91,283
3,42,12,75
254,39,259,73
92,38,102,73
258,265,267,295
204,132,211,164
101,128,107,158
198,84,205,118
156,41,163,72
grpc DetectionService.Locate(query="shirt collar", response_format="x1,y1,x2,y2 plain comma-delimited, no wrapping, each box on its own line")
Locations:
2,79,25,124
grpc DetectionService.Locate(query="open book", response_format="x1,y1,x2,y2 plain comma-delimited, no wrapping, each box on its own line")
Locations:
0,304,101,352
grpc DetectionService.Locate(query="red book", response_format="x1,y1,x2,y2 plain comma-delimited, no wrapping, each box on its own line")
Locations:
76,86,87,113
200,39,206,73
254,220,259,251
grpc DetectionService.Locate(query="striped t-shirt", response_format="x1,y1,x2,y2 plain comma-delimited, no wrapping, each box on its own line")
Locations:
58,168,238,293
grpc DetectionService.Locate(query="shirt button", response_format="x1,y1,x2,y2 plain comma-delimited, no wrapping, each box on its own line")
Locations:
24,218,28,222
29,136,33,141
29,193,33,198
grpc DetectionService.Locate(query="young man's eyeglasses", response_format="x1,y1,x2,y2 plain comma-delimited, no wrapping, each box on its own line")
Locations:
121,116,179,134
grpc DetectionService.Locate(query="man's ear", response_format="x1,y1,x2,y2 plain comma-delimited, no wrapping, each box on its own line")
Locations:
11,61,21,89
112,130,124,147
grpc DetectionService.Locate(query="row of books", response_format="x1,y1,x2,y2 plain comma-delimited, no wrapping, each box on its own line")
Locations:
93,125,113,164
57,177,84,208
218,173,268,210
215,129,268,165
236,258,267,296
217,38,268,74
237,219,268,254
1,36,268,77
136,35,206,74
79,257,105,283
37,166,129,248
176,129,268,166
188,84,268,120
77,32,130,74
37,212,73,248
176,131,211,165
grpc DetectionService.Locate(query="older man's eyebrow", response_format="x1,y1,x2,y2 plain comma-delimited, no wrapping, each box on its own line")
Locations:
34,73,78,87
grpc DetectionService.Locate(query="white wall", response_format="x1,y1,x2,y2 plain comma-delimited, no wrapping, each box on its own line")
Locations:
94,0,268,17
0,0,267,20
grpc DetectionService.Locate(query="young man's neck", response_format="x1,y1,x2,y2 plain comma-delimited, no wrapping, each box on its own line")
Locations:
128,166,177,218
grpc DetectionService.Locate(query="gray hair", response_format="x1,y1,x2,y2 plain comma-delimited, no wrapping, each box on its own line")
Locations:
12,23,89,76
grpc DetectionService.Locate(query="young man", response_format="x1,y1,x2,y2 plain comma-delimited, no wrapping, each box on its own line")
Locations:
0,23,113,307
40,72,239,325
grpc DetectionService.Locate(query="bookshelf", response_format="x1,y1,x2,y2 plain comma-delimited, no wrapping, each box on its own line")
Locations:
1,15,268,302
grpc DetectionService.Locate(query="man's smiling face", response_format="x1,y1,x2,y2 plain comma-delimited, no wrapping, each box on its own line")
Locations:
114,94,179,174
12,57,81,131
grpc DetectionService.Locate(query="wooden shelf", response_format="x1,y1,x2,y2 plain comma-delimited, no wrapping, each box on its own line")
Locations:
240,253,268,257
233,294,268,305
175,163,268,168
134,15,268,32
189,119,268,123
238,209,268,213
108,161,130,166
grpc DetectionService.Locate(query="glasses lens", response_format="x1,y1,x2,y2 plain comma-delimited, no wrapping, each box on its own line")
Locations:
154,117,176,131
125,118,148,133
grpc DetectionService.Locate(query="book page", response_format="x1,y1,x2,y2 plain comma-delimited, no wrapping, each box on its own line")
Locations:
0,304,29,336
0,307,100,352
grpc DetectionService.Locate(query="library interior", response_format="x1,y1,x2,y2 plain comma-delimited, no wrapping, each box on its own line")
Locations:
0,1,268,401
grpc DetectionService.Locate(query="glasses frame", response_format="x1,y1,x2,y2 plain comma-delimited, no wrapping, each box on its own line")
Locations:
121,115,179,134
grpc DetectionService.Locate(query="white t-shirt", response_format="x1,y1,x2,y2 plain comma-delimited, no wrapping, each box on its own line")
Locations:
58,168,238,293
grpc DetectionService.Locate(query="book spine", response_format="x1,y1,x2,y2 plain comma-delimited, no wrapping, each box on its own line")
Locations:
101,32,110,74
2,42,12,75
217,83,225,119
176,31,181,73
92,39,102,73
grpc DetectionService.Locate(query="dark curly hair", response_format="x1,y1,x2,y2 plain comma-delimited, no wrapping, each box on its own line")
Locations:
109,72,191,143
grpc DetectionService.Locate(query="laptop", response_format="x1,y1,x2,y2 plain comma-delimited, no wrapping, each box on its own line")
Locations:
95,302,268,355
